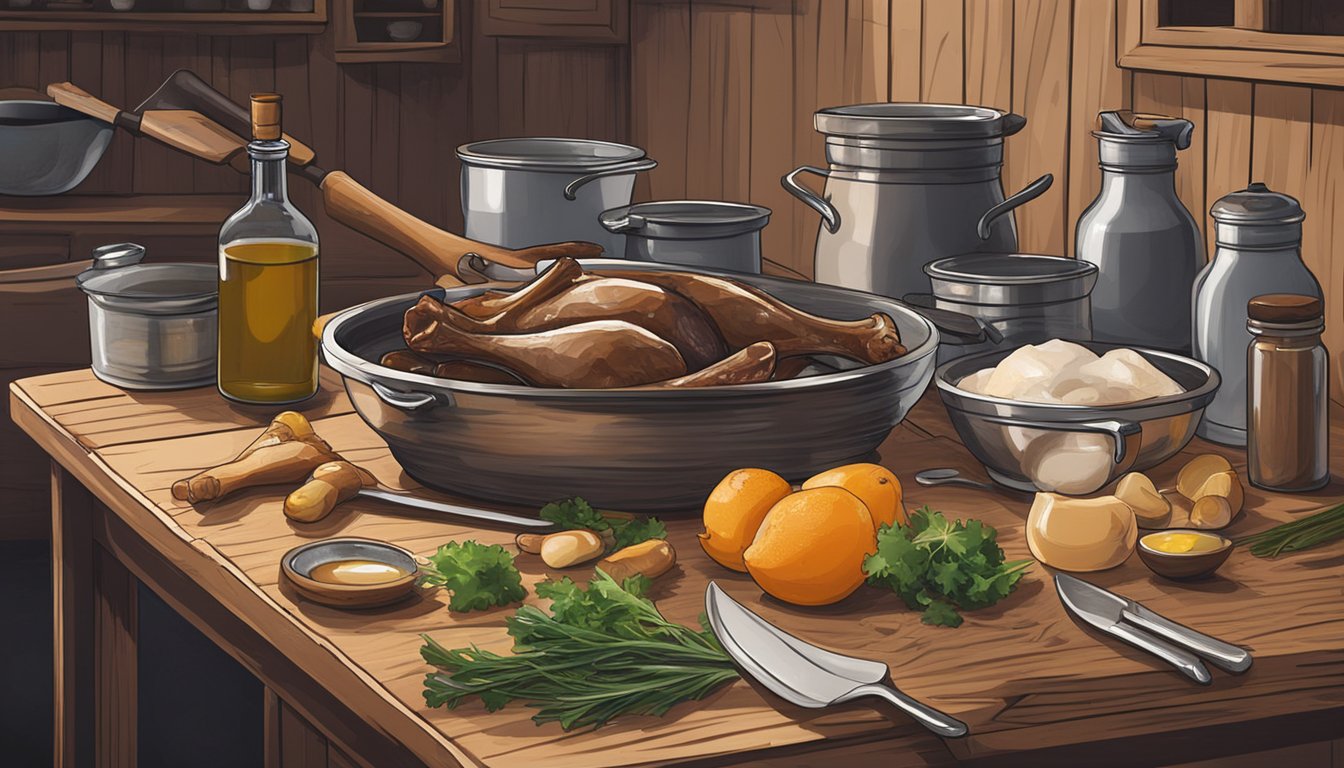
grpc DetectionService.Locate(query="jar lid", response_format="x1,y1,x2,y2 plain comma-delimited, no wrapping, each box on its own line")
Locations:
599,200,771,239
1248,294,1322,324
1095,110,1194,149
1210,183,1305,226
456,138,646,171
814,103,1024,140
77,242,217,315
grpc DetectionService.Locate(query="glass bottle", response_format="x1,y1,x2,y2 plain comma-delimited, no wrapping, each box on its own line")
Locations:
1076,111,1204,354
217,93,320,405
1247,294,1329,492
1192,184,1321,446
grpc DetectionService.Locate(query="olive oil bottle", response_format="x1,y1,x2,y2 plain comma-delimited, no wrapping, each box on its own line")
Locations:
217,93,320,404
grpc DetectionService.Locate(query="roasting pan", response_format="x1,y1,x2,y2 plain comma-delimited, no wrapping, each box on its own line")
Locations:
321,260,938,512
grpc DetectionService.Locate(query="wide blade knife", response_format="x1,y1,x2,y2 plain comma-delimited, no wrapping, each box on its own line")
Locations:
1055,574,1250,681
704,582,968,738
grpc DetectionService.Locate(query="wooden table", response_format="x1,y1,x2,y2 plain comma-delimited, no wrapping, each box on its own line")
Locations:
13,368,1344,768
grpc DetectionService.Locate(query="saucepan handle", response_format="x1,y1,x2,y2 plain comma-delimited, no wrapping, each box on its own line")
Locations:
370,380,445,412
899,293,1004,346
563,158,659,201
977,173,1054,240
781,166,841,234
978,413,1141,465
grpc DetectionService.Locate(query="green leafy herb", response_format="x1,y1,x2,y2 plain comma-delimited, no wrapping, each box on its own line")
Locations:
421,570,738,730
419,541,527,613
1234,501,1344,557
540,497,667,551
864,507,1030,627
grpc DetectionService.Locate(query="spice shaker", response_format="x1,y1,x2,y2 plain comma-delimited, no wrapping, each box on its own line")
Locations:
1247,294,1329,492
1192,184,1321,446
1076,111,1204,354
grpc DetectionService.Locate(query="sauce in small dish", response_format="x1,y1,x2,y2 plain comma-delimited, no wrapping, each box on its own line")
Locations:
1137,529,1232,580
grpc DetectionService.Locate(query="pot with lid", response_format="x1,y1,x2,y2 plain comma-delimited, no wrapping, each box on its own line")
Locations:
76,243,218,390
782,103,1054,298
599,200,770,274
457,138,657,262
1192,183,1322,446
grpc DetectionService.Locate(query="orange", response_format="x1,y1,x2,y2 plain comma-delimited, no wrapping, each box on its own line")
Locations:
743,487,876,606
802,463,906,530
699,468,792,572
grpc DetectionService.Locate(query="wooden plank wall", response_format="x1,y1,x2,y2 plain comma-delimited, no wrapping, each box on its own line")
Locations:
628,0,1344,400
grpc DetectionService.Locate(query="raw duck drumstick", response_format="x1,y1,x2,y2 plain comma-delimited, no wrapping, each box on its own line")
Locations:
172,411,338,503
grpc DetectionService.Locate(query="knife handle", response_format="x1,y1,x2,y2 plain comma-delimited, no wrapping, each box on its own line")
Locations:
1109,623,1212,685
839,683,968,738
1122,609,1252,674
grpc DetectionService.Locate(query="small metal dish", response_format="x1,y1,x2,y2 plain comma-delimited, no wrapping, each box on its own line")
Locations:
1137,530,1233,580
280,537,419,609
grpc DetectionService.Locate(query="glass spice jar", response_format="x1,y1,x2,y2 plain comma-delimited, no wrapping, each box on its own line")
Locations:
1247,294,1330,492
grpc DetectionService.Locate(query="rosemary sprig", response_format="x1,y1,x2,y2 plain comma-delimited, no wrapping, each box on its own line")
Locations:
1233,501,1344,558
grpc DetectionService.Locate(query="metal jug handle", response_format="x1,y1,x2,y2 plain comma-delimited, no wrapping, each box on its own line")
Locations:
91,242,146,270
600,213,647,234
563,158,659,201
976,173,1053,240
1001,112,1028,137
781,166,841,234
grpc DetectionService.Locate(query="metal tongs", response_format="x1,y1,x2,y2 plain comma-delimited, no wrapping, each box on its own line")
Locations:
1054,574,1252,684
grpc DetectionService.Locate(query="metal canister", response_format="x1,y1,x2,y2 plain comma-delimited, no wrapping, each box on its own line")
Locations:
75,243,218,390
1247,294,1329,492
598,200,770,274
918,254,1097,362
1192,184,1322,446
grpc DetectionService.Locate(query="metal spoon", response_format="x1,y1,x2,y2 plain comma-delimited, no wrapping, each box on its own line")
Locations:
915,468,997,491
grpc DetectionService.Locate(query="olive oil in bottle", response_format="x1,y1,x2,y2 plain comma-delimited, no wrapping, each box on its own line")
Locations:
217,93,320,404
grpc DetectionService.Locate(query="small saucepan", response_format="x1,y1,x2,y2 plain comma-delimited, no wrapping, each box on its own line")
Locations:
0,100,113,195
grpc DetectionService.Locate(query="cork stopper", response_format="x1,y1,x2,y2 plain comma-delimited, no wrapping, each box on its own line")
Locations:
250,93,282,141
1248,294,1322,324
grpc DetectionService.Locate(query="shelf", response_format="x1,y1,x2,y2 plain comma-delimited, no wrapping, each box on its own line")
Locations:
0,194,238,225
0,6,327,33
354,10,437,17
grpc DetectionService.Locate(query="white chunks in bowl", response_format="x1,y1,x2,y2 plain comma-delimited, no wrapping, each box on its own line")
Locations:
959,339,1184,405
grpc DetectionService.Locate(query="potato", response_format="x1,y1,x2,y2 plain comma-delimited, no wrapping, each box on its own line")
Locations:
540,530,605,568
515,533,546,555
1190,495,1234,529
598,539,676,583
1175,454,1235,499
1115,472,1171,529
1192,470,1244,517
1026,493,1137,572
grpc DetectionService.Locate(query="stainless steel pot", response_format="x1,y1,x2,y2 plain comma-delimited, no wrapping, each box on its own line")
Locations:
937,343,1219,495
0,100,113,196
783,103,1053,298
321,261,939,512
457,138,657,259
910,253,1097,363
75,243,218,390
599,200,770,274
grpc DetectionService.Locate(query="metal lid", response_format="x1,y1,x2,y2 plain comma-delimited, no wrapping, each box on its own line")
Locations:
456,137,646,171
814,103,1025,140
925,253,1098,306
599,200,771,239
1211,182,1305,225
1248,293,1322,324
1095,111,1194,149
77,242,217,315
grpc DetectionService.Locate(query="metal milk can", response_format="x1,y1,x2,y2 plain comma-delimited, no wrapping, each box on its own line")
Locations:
1193,184,1322,446
783,103,1053,298
1076,111,1204,354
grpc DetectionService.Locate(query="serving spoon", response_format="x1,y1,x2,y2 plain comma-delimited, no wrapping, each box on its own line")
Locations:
914,468,998,491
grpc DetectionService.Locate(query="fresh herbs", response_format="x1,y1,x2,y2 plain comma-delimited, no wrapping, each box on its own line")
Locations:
419,541,527,613
863,507,1030,628
421,570,738,730
1234,501,1344,557
540,497,668,551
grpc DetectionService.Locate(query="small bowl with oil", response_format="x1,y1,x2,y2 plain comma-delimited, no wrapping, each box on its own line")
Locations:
1137,529,1233,580
281,537,419,608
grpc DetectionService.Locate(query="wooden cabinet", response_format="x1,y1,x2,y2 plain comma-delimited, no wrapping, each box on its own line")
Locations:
479,0,627,43
333,0,460,62
0,0,327,33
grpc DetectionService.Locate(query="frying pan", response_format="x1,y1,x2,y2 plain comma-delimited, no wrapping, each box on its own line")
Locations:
0,100,112,195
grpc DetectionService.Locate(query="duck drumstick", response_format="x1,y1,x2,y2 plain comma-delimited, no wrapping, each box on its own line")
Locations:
171,411,338,503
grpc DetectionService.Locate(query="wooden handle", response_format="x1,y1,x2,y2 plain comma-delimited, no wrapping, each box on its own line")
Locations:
47,81,120,124
282,134,316,166
140,109,247,164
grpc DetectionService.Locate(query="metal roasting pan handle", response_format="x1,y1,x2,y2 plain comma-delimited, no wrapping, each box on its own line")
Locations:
977,173,1054,239
977,413,1142,465
781,166,841,233
370,381,441,411
563,158,659,200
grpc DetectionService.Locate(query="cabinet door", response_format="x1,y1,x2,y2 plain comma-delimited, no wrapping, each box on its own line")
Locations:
479,0,628,43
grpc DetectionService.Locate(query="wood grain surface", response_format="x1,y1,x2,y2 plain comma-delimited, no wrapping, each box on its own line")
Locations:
13,367,1344,767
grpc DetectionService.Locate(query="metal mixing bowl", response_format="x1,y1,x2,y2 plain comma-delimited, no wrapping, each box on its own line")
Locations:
0,101,113,196
937,343,1220,495
322,262,939,512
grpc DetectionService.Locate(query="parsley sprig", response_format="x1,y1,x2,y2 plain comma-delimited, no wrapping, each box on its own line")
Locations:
419,541,527,613
540,497,668,550
421,570,738,730
863,507,1031,627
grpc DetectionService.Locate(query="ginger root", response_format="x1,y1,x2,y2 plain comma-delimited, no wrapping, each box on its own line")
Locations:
597,539,676,583
172,411,336,503
284,460,375,523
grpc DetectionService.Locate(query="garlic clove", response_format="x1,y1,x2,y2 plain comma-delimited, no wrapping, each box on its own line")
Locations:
1115,472,1172,528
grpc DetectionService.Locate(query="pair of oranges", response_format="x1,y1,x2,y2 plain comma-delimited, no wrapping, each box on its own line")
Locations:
699,464,905,606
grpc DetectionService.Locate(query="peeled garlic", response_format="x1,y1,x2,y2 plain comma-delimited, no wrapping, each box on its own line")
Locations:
1192,470,1244,517
1175,454,1235,499
1190,495,1234,529
1026,493,1138,572
1115,472,1172,528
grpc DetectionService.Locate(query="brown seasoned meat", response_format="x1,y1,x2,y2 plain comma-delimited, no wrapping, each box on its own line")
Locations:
405,295,687,388
453,257,585,319
379,350,438,375
430,277,726,371
433,360,525,385
653,342,777,388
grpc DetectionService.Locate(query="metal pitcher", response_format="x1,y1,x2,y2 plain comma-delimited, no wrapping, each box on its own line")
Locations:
783,103,1052,298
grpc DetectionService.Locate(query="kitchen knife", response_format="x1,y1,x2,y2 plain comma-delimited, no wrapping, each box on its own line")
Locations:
357,488,554,529
704,582,968,738
1055,573,1251,674
1055,574,1242,684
